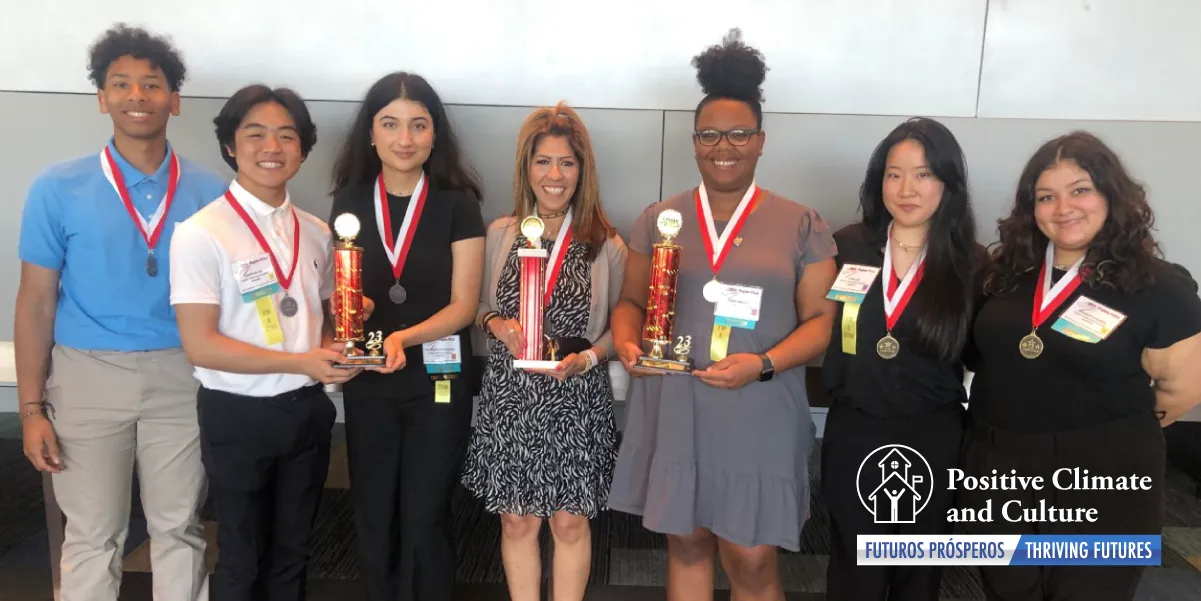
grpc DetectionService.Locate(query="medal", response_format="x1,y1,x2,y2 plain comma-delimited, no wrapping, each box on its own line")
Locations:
1024,244,1085,359
702,279,723,303
696,181,760,303
279,295,299,317
375,172,429,304
389,283,407,305
224,191,301,318
878,223,926,359
876,334,900,359
100,145,180,278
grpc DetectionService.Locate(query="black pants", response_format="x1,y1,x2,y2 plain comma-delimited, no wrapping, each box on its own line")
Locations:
197,384,336,601
344,385,472,601
821,401,966,601
958,412,1164,601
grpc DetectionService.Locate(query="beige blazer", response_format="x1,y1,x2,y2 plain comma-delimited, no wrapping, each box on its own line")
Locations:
475,215,627,359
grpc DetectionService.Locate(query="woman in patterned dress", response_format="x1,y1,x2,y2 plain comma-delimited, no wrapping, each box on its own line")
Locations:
461,103,627,601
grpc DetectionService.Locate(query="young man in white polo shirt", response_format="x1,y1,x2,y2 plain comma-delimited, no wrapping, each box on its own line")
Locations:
169,84,368,601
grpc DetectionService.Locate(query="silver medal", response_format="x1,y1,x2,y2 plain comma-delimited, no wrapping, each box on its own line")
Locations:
279,295,299,317
146,252,158,277
389,283,407,305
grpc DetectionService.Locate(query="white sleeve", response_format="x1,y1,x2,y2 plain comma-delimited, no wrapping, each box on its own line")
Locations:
319,229,335,301
170,220,223,305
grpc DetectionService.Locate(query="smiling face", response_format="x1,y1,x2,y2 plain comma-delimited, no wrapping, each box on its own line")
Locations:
226,101,304,194
97,55,180,141
527,135,579,214
371,98,435,175
882,139,945,230
1033,159,1109,256
693,99,763,193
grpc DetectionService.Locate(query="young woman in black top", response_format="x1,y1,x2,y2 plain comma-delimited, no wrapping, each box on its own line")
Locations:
821,117,983,601
962,132,1201,601
327,72,486,601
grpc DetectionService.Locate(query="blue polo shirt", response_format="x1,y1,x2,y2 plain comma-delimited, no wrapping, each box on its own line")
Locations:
18,139,229,351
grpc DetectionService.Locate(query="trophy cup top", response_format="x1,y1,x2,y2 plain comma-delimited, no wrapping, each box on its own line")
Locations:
334,213,361,246
656,209,683,240
520,215,545,247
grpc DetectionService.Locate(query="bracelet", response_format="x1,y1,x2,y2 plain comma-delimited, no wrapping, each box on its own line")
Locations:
479,311,500,333
581,349,599,372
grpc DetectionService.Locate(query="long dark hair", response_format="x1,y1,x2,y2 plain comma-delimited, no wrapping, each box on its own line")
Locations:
859,117,978,362
986,131,1160,295
331,72,482,200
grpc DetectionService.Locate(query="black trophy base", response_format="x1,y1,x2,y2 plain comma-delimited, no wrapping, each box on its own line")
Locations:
334,354,388,369
634,355,694,374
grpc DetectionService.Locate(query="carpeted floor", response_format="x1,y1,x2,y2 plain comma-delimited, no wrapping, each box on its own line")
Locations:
5,420,1201,600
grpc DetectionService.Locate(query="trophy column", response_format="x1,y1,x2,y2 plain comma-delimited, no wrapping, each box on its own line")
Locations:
331,213,386,367
513,216,559,370
635,209,693,373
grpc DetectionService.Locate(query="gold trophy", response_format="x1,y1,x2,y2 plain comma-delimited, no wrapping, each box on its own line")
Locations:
331,213,386,367
634,209,694,373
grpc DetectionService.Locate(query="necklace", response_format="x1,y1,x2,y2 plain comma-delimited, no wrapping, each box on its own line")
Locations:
894,239,924,253
538,207,569,220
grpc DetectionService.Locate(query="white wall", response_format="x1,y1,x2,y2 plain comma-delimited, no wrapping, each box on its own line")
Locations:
3,1,1201,425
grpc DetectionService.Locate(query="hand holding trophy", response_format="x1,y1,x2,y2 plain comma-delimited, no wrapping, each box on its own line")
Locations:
331,213,387,368
634,209,694,374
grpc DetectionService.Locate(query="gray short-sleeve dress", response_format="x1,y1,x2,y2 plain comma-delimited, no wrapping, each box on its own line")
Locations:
608,188,837,551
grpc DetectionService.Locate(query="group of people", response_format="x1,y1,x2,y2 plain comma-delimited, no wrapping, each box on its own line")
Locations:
13,22,1201,601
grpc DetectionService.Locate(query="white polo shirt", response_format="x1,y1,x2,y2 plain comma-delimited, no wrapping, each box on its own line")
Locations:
170,179,333,397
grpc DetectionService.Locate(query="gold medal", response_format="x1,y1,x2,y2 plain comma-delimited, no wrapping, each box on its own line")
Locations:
1019,331,1043,359
876,333,900,359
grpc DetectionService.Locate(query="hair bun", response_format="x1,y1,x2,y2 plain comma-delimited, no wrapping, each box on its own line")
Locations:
691,28,768,103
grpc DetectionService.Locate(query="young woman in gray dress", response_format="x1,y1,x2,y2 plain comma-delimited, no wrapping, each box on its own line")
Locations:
609,29,839,601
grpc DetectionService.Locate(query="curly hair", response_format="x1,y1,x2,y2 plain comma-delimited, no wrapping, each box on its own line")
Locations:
692,28,768,127
87,24,186,92
986,131,1161,295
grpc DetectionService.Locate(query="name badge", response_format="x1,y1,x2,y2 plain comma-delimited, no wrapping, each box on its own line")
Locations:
422,335,463,374
1052,296,1127,343
826,264,881,304
235,254,281,302
713,283,762,330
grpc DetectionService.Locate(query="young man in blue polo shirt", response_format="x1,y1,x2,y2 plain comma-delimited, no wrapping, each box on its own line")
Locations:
14,24,227,601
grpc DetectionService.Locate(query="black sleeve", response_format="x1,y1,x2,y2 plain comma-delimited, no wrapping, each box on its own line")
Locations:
450,191,486,243
961,244,992,372
1148,261,1201,349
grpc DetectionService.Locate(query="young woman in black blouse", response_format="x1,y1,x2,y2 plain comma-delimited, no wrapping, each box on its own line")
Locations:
327,72,486,601
962,132,1201,601
821,117,983,601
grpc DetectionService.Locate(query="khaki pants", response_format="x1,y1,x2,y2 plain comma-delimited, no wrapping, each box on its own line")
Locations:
47,346,208,601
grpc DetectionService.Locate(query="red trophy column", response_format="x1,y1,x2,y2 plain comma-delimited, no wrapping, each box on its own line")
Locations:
513,216,558,369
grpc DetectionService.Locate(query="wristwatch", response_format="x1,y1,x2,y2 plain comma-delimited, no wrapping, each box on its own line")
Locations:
757,352,775,382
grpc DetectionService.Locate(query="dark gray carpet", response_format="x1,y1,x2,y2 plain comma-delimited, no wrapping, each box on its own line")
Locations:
0,439,46,559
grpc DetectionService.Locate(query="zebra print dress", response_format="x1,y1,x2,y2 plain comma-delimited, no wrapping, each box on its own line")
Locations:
461,235,617,519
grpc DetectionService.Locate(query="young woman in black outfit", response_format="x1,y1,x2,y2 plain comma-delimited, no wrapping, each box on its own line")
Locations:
821,117,984,601
961,132,1201,601
327,72,486,601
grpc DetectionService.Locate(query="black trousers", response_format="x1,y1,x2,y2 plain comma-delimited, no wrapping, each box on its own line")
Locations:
344,385,472,601
958,412,1164,601
821,401,966,601
197,384,336,601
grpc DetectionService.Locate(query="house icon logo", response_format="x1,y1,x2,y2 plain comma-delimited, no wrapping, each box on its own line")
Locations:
856,445,933,524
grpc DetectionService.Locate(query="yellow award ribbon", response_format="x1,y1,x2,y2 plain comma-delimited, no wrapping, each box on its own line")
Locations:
710,322,732,361
841,302,860,355
255,296,284,345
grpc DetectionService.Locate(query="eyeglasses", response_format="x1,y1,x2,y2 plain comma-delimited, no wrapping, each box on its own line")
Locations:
693,128,761,146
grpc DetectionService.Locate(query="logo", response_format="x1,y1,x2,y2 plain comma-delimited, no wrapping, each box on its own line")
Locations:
857,445,934,524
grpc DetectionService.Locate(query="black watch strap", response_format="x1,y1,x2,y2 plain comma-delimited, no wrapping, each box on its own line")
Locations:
757,352,775,381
